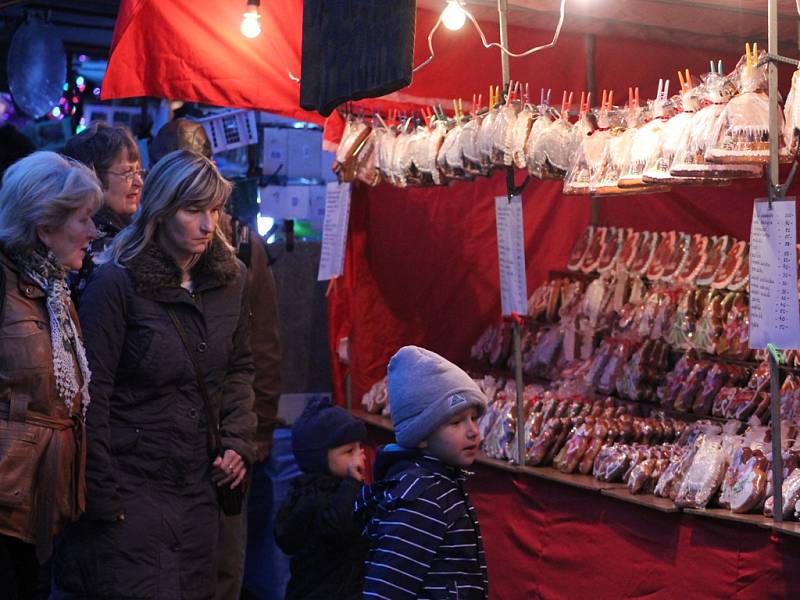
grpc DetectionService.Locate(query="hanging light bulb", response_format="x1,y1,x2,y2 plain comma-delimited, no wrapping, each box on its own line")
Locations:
241,0,262,38
441,0,466,31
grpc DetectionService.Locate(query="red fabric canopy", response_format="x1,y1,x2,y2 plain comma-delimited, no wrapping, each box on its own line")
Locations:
104,1,756,125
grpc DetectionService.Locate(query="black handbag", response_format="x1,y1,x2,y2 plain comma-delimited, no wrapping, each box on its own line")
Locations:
166,307,245,516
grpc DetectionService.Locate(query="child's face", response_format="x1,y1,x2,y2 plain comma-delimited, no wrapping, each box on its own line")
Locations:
327,441,367,481
425,406,481,468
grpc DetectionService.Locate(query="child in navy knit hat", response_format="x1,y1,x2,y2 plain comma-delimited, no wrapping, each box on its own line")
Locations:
359,346,490,599
274,397,368,600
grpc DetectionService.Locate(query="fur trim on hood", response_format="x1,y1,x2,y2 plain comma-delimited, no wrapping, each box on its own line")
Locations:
125,235,239,298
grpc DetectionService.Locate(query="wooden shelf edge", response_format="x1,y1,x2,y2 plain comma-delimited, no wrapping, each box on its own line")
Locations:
601,487,679,513
772,520,800,539
683,507,774,529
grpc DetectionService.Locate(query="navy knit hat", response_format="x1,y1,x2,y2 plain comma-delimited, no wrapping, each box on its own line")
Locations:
388,346,487,448
291,397,367,474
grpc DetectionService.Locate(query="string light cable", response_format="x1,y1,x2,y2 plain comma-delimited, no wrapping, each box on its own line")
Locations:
413,0,568,73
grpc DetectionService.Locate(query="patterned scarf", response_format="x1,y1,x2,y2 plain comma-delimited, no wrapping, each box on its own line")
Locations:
13,247,91,416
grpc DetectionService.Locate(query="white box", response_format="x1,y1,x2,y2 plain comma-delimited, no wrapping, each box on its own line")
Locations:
259,185,311,219
286,129,322,179
262,129,288,177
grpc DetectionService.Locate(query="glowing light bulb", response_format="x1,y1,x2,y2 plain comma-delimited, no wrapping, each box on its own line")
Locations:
241,5,261,38
442,0,466,31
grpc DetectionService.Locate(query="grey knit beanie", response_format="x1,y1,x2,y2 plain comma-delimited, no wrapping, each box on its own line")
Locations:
387,346,487,448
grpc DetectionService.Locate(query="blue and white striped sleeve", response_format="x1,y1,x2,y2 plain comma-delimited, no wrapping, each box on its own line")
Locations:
363,481,448,599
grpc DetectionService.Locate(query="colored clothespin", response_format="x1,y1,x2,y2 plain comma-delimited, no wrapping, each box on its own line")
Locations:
560,90,573,119
421,106,434,128
525,83,530,104
627,87,639,110
579,91,591,115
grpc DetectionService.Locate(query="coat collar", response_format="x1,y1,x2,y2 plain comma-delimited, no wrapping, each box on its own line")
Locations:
0,249,47,300
124,236,239,302
92,206,128,237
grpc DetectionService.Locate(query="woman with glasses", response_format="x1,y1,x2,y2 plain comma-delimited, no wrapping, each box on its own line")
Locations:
0,152,102,599
53,150,255,599
63,123,144,303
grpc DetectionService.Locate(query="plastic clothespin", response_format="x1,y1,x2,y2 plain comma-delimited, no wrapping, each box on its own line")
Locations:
494,85,500,107
476,93,482,115
525,83,530,104
560,91,573,119
421,106,434,128
513,81,521,103
458,98,464,119
718,59,724,75
601,89,607,111
579,91,591,115
661,80,669,100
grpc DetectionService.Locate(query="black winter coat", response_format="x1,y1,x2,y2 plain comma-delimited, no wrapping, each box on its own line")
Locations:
53,238,256,599
274,473,367,600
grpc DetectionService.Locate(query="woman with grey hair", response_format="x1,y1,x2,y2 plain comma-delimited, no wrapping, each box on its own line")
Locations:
0,151,101,599
53,150,256,599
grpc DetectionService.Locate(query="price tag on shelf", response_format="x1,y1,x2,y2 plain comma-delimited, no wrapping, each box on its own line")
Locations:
749,198,800,348
495,195,528,317
317,182,352,281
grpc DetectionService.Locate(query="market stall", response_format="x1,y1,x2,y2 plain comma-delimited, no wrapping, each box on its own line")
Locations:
101,0,800,596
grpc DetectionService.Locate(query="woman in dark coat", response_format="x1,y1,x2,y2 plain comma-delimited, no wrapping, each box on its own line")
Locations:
53,150,256,599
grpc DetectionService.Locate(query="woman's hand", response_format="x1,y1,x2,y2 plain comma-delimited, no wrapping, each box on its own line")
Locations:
212,449,247,489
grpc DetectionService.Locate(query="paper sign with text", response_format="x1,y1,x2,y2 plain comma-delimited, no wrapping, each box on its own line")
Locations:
495,195,528,316
749,198,800,348
317,182,351,281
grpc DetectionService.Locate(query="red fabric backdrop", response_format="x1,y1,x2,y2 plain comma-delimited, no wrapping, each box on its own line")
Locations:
330,174,798,406
364,425,800,600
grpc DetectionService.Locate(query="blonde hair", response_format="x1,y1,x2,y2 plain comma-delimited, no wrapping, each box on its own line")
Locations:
106,150,233,265
0,151,103,254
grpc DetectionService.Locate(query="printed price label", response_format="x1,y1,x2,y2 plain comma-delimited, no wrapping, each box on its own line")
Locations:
317,182,351,281
495,195,528,316
749,198,800,348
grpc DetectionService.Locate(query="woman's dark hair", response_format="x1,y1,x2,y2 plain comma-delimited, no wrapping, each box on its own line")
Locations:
62,122,140,187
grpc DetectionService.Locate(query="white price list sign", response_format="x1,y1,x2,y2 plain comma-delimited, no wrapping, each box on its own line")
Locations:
317,182,352,281
749,198,800,348
495,195,528,316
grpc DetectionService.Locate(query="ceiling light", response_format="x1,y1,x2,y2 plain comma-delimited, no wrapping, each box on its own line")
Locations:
241,0,262,39
442,0,467,31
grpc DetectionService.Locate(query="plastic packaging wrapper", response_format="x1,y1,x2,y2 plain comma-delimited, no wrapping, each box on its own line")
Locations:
619,109,670,187
642,103,697,184
478,108,498,169
670,74,762,180
334,119,372,183
783,67,800,159
461,117,485,176
706,52,786,164
567,225,595,271
525,111,556,178
511,105,535,168
675,234,710,284
492,102,518,166
764,468,800,519
534,115,582,178
375,126,398,184
674,434,728,508
564,127,611,195
362,377,388,414
355,130,381,186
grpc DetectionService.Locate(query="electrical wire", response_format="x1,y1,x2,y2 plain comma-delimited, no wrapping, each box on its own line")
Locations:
413,0,568,73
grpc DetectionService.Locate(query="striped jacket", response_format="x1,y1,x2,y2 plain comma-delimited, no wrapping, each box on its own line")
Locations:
358,447,488,600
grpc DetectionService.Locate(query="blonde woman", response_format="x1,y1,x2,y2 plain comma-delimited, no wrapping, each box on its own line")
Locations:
0,151,101,599
53,150,255,599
